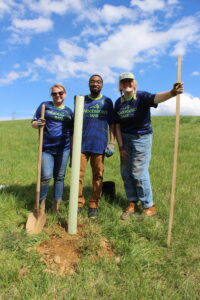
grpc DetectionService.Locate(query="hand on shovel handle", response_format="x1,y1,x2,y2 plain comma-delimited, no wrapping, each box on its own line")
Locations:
26,104,47,234
38,118,46,127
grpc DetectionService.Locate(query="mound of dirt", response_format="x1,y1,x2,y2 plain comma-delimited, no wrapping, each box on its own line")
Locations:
28,223,117,276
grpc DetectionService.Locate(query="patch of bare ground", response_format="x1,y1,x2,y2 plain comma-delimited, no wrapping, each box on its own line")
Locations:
27,222,118,276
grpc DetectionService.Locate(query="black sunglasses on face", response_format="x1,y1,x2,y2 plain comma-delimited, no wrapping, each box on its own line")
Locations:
51,91,65,96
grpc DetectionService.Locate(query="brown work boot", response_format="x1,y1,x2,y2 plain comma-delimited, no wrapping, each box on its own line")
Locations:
52,199,62,214
121,202,138,220
143,205,157,217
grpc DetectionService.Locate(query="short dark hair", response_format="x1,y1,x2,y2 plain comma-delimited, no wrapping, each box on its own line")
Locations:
89,74,103,83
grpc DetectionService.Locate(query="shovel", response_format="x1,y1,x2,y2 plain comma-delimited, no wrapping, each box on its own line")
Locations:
26,104,47,234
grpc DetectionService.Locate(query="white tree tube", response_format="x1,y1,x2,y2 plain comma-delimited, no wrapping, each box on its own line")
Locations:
68,95,84,234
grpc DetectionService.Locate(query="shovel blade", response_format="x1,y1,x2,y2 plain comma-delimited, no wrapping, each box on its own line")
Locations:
26,212,47,234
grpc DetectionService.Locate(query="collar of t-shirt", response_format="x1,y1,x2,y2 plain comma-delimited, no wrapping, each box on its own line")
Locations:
122,93,137,102
53,102,65,109
88,94,103,101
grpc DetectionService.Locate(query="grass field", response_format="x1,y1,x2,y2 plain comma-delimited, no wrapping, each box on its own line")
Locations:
0,117,200,300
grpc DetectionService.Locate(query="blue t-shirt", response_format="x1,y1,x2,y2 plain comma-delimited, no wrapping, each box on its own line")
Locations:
32,101,73,153
114,91,157,135
81,94,114,154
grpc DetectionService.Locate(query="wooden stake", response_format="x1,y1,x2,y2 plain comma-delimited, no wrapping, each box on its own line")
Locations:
167,56,182,247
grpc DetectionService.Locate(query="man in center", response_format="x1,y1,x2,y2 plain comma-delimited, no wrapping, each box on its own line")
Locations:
78,74,115,218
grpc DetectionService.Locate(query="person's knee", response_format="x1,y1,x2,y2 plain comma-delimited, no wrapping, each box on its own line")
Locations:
132,167,144,179
54,174,65,182
93,174,103,181
132,160,147,178
41,178,51,185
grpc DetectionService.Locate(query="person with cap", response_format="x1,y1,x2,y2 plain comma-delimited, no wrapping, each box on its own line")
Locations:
114,72,183,219
32,84,73,214
78,74,115,218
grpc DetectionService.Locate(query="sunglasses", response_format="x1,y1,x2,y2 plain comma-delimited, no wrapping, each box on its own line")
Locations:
51,91,65,97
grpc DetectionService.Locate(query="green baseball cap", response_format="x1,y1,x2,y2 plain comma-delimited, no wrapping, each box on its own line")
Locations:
119,72,135,81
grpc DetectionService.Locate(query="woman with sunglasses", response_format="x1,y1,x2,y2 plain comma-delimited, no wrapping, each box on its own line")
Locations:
32,84,73,213
114,72,183,220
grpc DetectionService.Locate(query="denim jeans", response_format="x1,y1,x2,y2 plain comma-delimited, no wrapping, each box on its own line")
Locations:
120,133,153,208
40,150,70,202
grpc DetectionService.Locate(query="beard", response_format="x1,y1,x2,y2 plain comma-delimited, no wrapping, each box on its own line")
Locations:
91,90,99,96
90,87,101,96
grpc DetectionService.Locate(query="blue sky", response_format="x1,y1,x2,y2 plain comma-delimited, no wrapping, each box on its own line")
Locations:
0,0,200,120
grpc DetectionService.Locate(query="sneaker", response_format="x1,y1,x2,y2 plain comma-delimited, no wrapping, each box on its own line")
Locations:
88,208,98,219
143,205,157,217
121,202,138,220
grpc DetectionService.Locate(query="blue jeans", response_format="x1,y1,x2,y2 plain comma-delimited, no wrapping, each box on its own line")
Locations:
120,133,153,208
40,150,70,202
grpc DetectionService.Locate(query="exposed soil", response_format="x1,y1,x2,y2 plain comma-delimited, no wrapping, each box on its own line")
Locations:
28,223,117,276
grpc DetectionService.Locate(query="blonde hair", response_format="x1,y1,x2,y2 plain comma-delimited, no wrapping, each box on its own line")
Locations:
50,84,66,95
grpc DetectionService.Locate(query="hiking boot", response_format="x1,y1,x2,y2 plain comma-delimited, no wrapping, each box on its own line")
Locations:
143,205,157,217
121,202,138,220
88,208,98,219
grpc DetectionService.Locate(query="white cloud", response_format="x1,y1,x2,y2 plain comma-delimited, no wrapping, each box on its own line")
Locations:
0,71,20,84
167,0,179,4
130,0,182,18
34,39,87,78
101,5,135,24
131,0,165,12
58,40,85,58
12,17,53,33
8,32,31,44
7,17,54,44
0,0,15,17
32,14,200,83
192,71,200,76
78,4,137,25
152,93,200,116
23,0,83,16
0,1,11,16
4,0,84,44
0,69,32,85
82,17,200,78
169,17,200,55
0,1,25,19
80,26,108,38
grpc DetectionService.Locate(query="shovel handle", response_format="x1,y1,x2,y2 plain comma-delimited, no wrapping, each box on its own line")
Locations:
36,104,45,212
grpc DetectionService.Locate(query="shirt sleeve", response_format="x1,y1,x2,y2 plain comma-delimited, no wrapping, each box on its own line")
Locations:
107,98,115,125
32,102,45,121
139,91,157,108
113,98,121,124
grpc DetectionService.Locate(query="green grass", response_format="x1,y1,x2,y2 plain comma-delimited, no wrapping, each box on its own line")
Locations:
0,117,200,300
